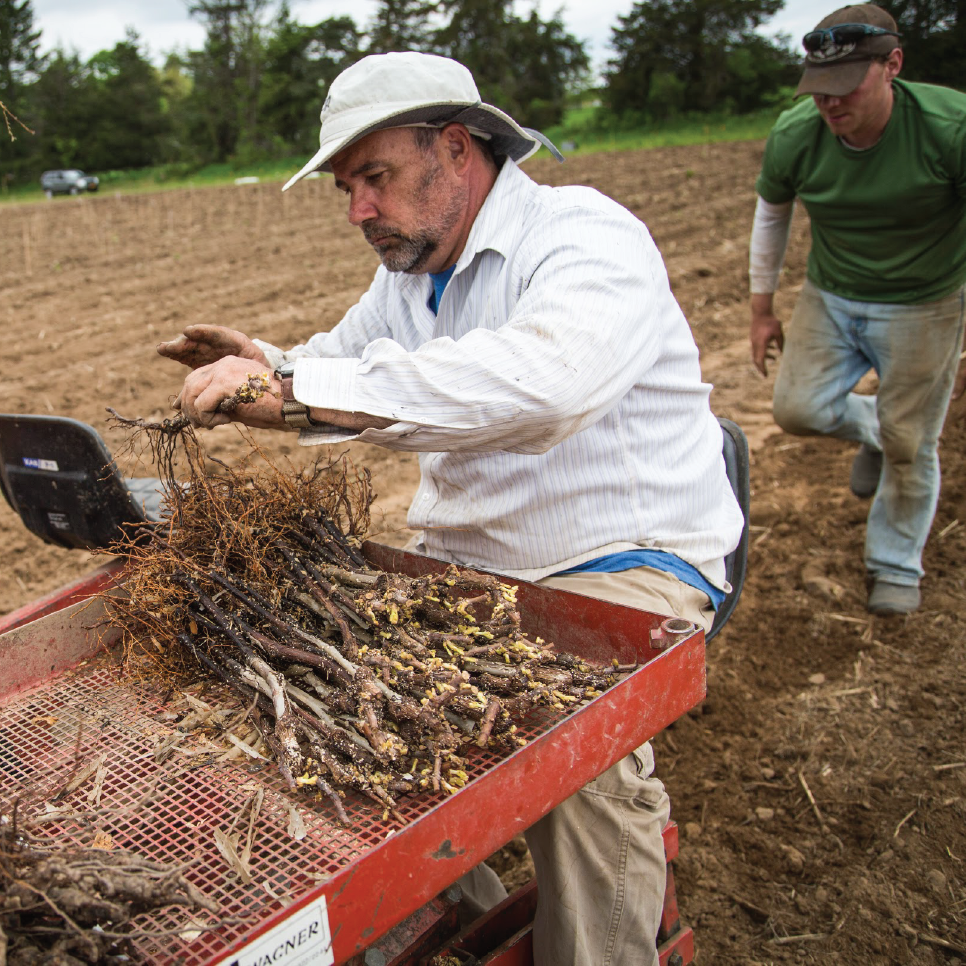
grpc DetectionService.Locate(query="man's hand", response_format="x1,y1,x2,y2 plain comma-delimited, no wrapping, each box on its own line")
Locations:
157,324,268,369
953,352,966,401
174,356,285,430
750,294,784,377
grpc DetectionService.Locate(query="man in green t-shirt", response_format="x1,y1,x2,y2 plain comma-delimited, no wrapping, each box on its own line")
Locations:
749,2,966,615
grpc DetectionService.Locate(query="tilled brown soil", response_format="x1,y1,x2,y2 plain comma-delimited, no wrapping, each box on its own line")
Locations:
1,142,963,963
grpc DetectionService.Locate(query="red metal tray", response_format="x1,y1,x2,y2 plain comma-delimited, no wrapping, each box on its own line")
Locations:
0,543,705,965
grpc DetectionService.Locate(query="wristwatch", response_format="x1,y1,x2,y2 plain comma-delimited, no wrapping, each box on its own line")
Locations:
275,361,317,428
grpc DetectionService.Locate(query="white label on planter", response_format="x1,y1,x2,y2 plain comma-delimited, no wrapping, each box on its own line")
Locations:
23,457,58,471
213,897,334,966
47,512,70,531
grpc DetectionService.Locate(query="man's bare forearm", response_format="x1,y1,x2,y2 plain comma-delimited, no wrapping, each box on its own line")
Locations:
751,292,776,318
307,408,395,431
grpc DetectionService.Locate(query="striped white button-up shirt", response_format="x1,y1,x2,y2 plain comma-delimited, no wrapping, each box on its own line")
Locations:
258,160,743,586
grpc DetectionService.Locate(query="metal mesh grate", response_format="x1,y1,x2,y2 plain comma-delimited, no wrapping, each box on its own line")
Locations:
0,649,564,964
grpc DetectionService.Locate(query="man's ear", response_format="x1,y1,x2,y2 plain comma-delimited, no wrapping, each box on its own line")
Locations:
886,47,903,80
438,123,473,174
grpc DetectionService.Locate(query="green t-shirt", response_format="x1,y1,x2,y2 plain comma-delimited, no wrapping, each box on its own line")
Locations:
756,79,966,304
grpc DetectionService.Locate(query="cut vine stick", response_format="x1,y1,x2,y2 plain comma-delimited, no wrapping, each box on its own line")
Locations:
225,659,303,776
284,682,377,757
464,639,514,657
727,891,771,922
205,570,294,633
249,657,289,721
295,591,348,632
919,933,966,956
204,568,369,684
443,709,477,735
299,512,356,567
476,697,502,748
893,808,916,837
769,934,827,945
295,627,408,703
238,622,354,688
308,562,378,588
312,510,368,568
797,770,831,835
298,668,335,700
181,577,263,664
471,661,518,679
300,554,373,627
290,705,377,766
251,707,296,791
288,527,347,570
313,777,351,826
277,550,361,657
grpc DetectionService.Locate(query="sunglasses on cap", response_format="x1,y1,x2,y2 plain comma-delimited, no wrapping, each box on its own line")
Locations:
802,23,900,57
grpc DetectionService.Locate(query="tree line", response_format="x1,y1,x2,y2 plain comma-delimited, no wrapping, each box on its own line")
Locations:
0,0,961,187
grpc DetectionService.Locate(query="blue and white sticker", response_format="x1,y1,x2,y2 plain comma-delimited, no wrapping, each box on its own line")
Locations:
213,896,333,966
22,457,59,471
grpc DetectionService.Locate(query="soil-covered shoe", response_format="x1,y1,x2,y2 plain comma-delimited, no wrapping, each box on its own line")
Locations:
868,580,920,615
850,444,883,498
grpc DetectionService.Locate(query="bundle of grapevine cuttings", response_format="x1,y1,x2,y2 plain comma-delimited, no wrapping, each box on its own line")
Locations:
0,806,217,965
104,424,618,823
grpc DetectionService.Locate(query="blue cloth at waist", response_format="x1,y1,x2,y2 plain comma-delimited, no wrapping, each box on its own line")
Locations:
555,549,725,609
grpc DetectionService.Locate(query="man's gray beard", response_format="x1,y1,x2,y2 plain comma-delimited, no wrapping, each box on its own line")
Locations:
369,230,438,274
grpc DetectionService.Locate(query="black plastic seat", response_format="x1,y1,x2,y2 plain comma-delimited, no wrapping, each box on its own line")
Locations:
0,414,165,551
707,416,750,642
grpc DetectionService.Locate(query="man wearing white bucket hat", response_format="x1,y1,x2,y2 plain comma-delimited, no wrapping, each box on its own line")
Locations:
161,51,742,965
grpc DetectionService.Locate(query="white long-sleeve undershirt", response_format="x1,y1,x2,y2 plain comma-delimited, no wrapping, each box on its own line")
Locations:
749,195,794,295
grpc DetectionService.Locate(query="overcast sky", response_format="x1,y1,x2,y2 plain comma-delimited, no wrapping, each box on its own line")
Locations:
31,0,821,75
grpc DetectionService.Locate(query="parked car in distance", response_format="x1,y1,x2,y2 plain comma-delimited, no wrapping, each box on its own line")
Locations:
40,169,99,198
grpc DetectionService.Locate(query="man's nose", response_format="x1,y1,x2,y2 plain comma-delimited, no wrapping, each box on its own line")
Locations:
347,191,378,226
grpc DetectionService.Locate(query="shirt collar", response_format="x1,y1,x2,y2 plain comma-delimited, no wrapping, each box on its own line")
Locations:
391,159,534,298
455,159,533,270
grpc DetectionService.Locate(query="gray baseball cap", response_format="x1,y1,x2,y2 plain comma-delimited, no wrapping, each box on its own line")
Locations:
796,4,901,97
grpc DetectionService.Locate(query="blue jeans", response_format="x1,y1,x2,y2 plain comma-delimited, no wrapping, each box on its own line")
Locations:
773,280,965,586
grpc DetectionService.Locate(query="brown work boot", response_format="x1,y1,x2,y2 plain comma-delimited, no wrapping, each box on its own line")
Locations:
850,444,883,498
867,580,920,615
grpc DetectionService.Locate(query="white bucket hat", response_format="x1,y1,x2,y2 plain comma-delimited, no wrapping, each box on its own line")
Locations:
282,52,558,191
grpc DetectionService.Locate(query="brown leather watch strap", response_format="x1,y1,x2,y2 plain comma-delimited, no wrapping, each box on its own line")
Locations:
276,369,317,428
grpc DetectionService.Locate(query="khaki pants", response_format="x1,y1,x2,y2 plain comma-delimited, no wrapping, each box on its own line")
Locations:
458,566,714,966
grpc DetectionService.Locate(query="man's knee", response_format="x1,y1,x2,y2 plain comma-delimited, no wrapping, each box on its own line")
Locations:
880,422,931,478
772,390,829,437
